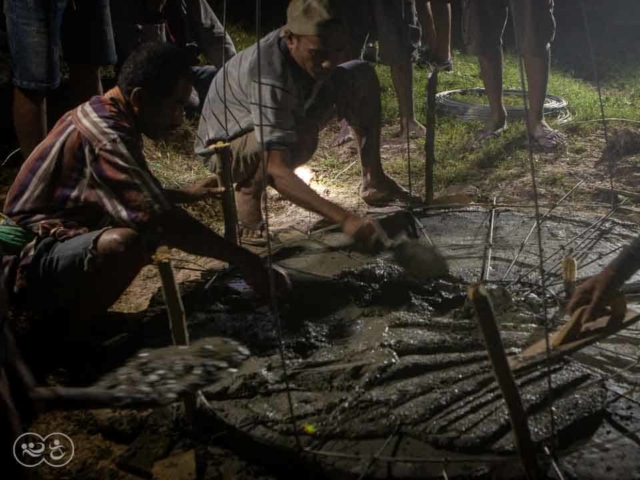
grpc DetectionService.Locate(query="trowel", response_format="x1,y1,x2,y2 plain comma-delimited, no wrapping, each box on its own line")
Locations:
379,235,449,281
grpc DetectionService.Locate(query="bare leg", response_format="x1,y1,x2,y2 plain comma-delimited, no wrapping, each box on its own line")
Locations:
416,1,437,49
235,165,268,242
356,112,416,205
391,61,426,138
477,51,507,139
431,1,452,62
348,66,417,204
12,87,46,159
523,50,563,148
68,64,103,106
73,228,149,318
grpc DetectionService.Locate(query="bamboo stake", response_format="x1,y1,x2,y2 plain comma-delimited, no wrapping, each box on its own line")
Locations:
154,246,196,422
216,144,239,244
468,283,541,480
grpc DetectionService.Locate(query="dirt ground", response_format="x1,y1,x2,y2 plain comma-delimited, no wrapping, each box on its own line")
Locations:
12,122,640,480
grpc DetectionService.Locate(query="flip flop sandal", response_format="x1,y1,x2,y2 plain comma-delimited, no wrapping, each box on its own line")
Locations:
475,126,508,146
361,189,424,208
238,221,277,247
528,129,567,151
331,127,355,148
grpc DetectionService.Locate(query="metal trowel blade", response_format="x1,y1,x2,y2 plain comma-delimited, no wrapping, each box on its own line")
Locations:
390,238,449,280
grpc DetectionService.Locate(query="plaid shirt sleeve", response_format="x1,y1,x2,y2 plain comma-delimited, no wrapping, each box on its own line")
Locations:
89,131,173,228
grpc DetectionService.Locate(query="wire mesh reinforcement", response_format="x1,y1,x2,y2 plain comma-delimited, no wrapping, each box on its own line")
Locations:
204,0,637,477
435,88,570,123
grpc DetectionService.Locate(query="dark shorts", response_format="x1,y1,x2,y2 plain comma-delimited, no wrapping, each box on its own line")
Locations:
4,0,117,91
24,229,108,313
342,0,420,64
207,61,380,186
462,0,556,57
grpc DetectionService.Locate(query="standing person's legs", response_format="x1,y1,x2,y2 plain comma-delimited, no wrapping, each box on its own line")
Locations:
373,0,425,138
463,0,508,140
431,1,452,66
416,1,436,50
416,1,452,69
61,0,117,106
325,61,418,205
515,0,563,148
330,0,373,148
4,0,69,159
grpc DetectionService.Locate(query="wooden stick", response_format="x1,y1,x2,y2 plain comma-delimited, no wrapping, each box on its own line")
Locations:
217,145,239,244
468,283,541,480
154,247,196,421
424,70,438,204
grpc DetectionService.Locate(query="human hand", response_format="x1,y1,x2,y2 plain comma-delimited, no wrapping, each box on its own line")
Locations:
567,266,618,323
341,214,389,253
185,175,226,202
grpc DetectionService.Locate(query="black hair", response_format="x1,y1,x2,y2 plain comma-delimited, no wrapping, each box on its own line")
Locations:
117,42,191,98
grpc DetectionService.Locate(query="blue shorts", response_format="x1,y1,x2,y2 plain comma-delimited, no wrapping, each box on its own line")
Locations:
25,229,108,313
4,0,117,91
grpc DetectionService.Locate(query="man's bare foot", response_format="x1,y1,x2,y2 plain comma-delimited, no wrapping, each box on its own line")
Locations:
529,121,566,150
361,175,422,206
331,119,354,147
395,118,426,139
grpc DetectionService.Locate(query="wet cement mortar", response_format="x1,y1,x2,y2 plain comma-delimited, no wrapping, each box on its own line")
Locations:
178,209,640,478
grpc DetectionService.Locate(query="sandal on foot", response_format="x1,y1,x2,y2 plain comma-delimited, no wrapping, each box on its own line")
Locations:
475,126,508,146
528,129,566,151
331,130,355,148
238,221,277,247
361,185,423,208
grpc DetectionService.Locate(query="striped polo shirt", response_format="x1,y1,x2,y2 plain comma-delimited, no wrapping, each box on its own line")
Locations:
195,29,317,151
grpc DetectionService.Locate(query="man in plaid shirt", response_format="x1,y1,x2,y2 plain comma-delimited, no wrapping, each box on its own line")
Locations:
3,42,277,322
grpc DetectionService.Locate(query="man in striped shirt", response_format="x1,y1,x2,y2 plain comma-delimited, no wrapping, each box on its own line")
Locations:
3,43,277,322
196,0,419,247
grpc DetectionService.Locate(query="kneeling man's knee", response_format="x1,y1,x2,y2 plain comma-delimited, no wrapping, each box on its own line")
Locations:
96,228,144,258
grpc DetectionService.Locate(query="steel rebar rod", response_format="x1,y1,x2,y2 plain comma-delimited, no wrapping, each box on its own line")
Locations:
481,198,497,281
503,181,585,280
509,202,626,287
544,447,566,480
302,447,510,464
424,71,438,203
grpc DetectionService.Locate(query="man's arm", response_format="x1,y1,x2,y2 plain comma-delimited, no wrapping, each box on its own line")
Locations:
164,176,225,204
266,150,349,226
264,150,386,250
568,237,640,321
147,207,272,296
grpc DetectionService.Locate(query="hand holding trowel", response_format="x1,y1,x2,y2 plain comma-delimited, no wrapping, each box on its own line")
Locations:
346,215,449,281
510,255,636,370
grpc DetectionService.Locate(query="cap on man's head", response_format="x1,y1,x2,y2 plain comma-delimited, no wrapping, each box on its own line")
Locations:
284,0,345,36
